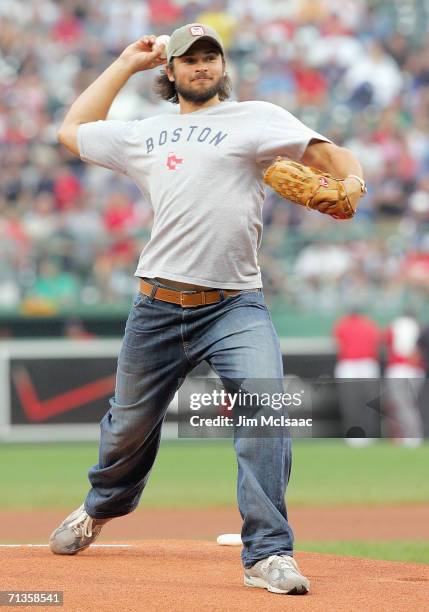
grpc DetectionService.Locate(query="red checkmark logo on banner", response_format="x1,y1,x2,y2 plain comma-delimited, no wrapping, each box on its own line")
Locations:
11,366,116,422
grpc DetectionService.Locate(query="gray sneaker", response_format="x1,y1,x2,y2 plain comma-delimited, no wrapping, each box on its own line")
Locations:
244,555,310,595
49,504,110,555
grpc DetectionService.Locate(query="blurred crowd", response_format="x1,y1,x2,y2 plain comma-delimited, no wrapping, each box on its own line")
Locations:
1,0,429,314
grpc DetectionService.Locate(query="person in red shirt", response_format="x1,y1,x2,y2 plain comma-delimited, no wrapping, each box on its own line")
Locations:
333,309,382,446
384,314,425,447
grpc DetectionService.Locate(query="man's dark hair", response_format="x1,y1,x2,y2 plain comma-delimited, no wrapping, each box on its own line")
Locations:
153,59,232,104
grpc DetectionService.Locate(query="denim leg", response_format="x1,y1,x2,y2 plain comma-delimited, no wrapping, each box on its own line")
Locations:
85,294,191,519
190,292,294,567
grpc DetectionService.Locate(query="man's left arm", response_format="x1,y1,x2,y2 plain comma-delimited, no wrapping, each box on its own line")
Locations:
301,140,364,181
263,138,367,218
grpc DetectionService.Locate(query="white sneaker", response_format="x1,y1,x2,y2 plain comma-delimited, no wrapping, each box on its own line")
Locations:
244,555,310,594
49,504,110,555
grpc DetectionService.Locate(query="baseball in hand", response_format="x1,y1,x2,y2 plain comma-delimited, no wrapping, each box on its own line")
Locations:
155,35,170,58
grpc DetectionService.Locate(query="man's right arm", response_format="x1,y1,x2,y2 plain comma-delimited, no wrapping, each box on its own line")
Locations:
58,35,166,157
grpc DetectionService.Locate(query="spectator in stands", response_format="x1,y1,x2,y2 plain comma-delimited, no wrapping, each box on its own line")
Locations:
343,40,403,108
27,258,79,308
197,0,237,50
21,191,59,244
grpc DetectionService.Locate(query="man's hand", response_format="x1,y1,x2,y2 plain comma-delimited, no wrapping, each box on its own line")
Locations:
119,35,168,74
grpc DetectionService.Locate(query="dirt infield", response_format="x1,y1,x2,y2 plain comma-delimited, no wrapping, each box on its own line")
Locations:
0,504,428,542
1,506,428,610
1,540,429,611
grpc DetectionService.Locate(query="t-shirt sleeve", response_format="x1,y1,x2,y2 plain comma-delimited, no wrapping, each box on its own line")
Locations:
77,120,136,175
256,104,331,164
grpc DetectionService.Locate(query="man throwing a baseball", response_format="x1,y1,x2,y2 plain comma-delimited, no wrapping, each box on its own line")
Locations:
49,23,365,595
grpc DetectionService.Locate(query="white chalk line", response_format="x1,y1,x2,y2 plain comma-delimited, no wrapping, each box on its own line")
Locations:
0,544,134,548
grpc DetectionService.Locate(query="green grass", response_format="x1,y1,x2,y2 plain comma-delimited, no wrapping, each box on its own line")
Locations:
297,540,429,564
0,439,428,509
289,439,429,505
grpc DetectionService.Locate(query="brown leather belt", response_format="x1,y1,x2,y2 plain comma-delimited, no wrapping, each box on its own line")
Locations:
139,279,258,308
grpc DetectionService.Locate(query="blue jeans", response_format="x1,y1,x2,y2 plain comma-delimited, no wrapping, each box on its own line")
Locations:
84,288,294,567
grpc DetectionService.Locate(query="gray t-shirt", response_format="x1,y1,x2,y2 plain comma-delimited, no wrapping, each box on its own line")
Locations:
78,100,330,289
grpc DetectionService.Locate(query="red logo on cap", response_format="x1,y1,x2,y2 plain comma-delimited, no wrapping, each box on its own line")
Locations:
190,25,205,36
319,176,329,188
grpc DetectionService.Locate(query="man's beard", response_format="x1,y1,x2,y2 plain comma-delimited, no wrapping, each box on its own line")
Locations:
175,76,223,104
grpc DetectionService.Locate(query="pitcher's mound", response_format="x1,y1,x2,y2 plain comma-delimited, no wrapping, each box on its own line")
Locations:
2,540,428,611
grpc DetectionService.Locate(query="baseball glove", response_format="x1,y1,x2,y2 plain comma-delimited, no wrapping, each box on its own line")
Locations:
263,157,366,220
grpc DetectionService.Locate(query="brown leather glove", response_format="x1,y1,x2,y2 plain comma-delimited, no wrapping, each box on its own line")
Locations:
263,157,366,220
